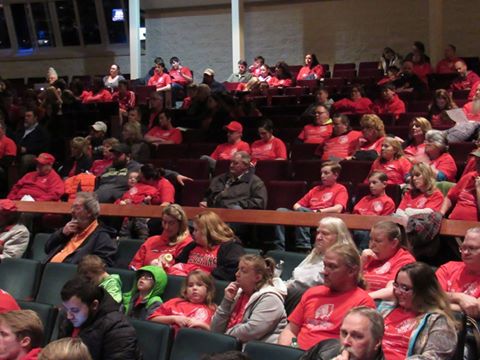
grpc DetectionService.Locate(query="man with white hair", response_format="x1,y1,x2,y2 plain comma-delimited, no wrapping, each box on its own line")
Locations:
436,227,480,318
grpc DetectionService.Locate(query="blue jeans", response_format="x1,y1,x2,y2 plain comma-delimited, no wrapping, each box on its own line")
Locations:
273,207,313,250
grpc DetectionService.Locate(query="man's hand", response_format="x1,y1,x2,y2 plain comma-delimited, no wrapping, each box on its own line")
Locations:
176,174,193,186
62,220,79,236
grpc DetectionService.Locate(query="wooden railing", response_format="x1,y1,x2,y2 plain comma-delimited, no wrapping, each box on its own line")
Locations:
13,201,478,237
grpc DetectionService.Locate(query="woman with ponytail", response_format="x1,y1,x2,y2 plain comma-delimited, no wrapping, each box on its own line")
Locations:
210,254,287,344
362,221,416,300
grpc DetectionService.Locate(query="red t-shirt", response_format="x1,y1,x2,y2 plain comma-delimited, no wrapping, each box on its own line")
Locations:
250,137,287,163
436,261,480,298
450,71,480,91
0,135,17,159
353,194,396,216
211,141,251,160
412,62,432,84
82,89,112,103
363,248,416,292
129,232,193,270
463,101,480,122
436,57,461,74
168,245,221,276
447,172,479,221
468,81,480,101
111,90,136,112
367,157,412,185
7,170,64,201
116,183,159,205
382,307,419,360
296,65,324,80
320,130,362,161
0,289,20,313
288,286,375,350
297,183,348,212
148,297,214,332
148,72,172,90
398,188,444,212
156,177,175,204
169,67,193,86
404,143,428,164
332,97,373,115
462,156,476,177
373,95,406,118
267,77,293,88
298,124,333,144
227,292,251,330
431,152,457,182
145,126,183,144
359,136,384,155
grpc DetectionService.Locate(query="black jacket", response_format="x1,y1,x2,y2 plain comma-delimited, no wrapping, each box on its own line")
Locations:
44,223,117,266
204,168,267,210
299,338,385,360
15,124,50,156
59,289,142,360
58,154,93,178
176,239,245,281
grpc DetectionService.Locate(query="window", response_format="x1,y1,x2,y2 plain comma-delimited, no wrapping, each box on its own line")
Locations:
0,7,11,49
10,3,32,49
31,2,55,47
102,0,127,44
55,0,80,46
77,0,101,45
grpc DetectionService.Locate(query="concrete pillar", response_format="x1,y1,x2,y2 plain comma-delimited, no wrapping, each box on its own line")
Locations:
129,0,141,79
231,0,245,73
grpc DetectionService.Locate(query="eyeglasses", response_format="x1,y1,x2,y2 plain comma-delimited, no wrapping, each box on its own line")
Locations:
139,274,154,280
459,245,480,254
393,282,413,293
314,111,327,115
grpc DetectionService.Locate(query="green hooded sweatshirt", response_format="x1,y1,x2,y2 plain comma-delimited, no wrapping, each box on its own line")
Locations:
122,265,168,319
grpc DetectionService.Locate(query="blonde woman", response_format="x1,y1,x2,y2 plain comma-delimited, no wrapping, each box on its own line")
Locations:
284,217,355,313
39,337,92,360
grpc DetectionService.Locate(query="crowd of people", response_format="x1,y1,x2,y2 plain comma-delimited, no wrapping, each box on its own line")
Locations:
0,40,479,359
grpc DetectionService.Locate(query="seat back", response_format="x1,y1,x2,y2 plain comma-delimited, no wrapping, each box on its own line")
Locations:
129,319,173,360
266,181,307,210
337,160,373,185
244,341,305,360
0,258,42,300
17,300,59,344
162,275,185,302
36,263,78,306
169,328,240,360
255,160,290,181
265,250,307,281
176,159,210,179
108,267,137,293
177,179,210,207
213,279,229,305
115,239,143,269
28,233,51,262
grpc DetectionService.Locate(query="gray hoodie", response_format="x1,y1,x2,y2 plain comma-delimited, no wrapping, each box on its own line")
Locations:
210,283,287,344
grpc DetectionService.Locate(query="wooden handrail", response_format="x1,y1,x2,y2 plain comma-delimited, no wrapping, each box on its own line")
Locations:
14,201,477,237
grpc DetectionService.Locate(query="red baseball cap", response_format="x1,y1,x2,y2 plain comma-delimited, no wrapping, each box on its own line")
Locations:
35,153,55,165
0,199,17,212
225,121,243,133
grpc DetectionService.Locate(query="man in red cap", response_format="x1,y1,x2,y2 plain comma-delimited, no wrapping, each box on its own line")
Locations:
0,199,29,259
7,153,64,202
201,121,250,171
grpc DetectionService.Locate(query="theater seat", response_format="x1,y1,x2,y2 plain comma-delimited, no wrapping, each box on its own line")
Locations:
108,267,136,292
290,143,318,160
28,233,51,262
177,179,210,207
162,275,185,303
449,142,476,163
176,159,210,179
338,160,373,185
292,160,323,183
151,144,189,159
17,300,59,345
0,258,42,301
130,319,173,360
266,181,307,210
244,340,305,360
169,328,240,360
35,263,78,306
265,250,307,281
115,239,142,269
255,160,290,181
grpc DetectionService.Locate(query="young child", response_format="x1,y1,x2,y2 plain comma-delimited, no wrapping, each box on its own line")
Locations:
353,171,396,216
77,255,123,303
148,270,216,333
122,266,167,320
274,161,348,251
352,171,396,250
